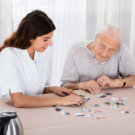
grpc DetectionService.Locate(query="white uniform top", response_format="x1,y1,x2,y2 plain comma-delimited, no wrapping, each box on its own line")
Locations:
0,47,48,98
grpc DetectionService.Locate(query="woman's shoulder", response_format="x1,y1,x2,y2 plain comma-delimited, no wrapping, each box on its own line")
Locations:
1,47,24,55
0,47,21,61
1,47,16,55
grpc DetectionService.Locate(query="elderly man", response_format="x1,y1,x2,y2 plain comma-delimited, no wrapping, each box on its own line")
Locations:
61,25,135,94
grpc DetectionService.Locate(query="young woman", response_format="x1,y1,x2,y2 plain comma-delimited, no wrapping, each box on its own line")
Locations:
0,10,83,107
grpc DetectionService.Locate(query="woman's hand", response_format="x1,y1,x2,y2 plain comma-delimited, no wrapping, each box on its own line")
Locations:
52,86,76,96
58,94,84,106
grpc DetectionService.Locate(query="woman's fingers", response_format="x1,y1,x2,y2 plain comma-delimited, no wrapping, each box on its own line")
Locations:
73,98,83,105
67,94,84,105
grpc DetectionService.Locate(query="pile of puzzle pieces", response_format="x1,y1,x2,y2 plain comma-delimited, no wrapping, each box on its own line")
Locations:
53,92,129,119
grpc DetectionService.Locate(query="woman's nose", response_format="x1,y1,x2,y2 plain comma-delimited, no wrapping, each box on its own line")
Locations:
47,39,52,46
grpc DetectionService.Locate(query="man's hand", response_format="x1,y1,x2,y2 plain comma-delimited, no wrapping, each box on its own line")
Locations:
97,75,119,88
79,80,101,94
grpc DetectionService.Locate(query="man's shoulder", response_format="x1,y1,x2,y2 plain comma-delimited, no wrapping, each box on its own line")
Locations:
114,43,135,64
116,44,130,56
68,41,90,56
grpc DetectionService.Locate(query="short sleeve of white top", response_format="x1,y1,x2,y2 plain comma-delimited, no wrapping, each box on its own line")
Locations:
0,47,48,97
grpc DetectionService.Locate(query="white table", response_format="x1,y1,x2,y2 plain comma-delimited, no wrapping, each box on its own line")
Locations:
0,88,135,135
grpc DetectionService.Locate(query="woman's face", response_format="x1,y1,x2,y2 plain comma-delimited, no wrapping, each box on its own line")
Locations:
30,31,53,52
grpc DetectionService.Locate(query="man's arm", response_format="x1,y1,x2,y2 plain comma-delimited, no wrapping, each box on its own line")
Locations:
64,82,81,90
114,75,135,88
61,55,80,87
97,75,135,88
64,80,101,94
118,44,135,87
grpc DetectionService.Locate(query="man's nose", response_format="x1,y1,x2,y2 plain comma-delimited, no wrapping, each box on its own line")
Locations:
102,49,108,57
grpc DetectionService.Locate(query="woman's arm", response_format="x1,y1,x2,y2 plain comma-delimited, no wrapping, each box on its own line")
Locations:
43,86,75,96
10,92,83,108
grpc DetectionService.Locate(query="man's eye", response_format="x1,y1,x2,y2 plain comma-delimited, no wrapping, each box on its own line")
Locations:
109,49,114,52
44,40,47,41
100,44,105,49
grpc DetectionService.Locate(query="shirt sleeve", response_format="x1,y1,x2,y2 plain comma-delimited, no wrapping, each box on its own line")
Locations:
61,54,80,87
0,49,25,96
118,45,135,77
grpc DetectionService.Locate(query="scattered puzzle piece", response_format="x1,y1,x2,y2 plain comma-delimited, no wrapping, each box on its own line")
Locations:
92,104,100,108
97,94,106,98
104,101,111,105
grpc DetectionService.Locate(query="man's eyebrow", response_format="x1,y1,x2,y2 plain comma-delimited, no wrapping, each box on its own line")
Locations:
100,43,105,46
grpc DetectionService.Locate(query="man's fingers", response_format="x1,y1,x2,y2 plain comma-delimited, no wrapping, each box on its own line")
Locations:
62,88,75,95
93,85,100,93
101,81,108,88
88,82,101,94
88,88,95,94
97,79,103,87
68,89,76,94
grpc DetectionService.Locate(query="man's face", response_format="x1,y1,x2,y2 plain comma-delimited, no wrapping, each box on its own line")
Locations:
93,33,120,62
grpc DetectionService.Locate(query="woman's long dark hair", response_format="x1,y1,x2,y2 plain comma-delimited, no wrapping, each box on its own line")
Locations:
0,10,56,51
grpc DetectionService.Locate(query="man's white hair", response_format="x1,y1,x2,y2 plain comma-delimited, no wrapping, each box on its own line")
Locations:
94,24,122,43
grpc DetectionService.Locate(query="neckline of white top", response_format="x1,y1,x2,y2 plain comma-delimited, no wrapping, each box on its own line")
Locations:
23,49,39,63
